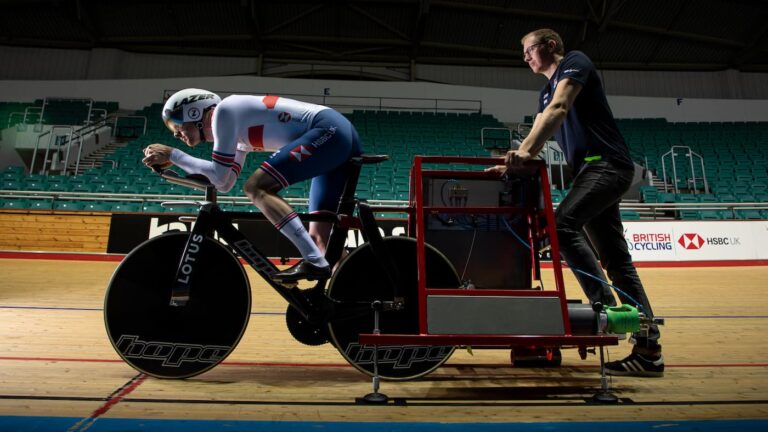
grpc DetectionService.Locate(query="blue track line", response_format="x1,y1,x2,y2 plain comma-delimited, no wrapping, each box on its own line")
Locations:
1,416,767,432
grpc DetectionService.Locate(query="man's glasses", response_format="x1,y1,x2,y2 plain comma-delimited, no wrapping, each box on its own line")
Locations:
522,42,545,59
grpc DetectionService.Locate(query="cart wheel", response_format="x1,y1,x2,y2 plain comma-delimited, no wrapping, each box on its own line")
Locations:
327,236,459,380
105,232,251,379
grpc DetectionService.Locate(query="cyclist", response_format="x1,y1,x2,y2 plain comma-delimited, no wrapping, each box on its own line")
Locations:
142,89,362,282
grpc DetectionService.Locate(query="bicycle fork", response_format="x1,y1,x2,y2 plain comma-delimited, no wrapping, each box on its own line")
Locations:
168,204,217,307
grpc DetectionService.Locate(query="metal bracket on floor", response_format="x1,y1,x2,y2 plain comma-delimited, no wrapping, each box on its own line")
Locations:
357,300,389,405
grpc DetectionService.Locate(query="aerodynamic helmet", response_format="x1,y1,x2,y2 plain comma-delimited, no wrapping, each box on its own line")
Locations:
161,88,221,126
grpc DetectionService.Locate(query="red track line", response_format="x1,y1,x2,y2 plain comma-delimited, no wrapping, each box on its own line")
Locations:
0,251,125,262
90,374,147,417
68,373,147,432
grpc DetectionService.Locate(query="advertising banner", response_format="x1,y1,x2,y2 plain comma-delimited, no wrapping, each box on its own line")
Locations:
108,214,765,263
624,220,767,262
107,213,408,257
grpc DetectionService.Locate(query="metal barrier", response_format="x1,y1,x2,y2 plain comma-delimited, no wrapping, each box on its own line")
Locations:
661,145,709,194
2,188,766,219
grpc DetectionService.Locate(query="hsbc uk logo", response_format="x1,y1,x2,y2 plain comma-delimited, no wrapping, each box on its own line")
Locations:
278,111,292,122
678,233,704,250
677,233,740,250
289,145,313,162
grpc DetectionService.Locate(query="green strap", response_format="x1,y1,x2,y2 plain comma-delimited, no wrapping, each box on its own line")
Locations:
584,155,602,162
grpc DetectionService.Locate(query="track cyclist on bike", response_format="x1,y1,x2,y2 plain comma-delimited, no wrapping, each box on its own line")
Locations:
142,89,363,282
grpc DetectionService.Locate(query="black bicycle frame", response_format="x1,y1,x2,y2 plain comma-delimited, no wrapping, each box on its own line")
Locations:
164,154,404,320
169,203,334,317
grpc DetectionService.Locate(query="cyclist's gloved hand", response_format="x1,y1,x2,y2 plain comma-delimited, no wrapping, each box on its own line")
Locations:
143,144,174,171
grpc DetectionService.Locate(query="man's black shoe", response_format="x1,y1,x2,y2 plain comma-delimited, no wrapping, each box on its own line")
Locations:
272,260,331,283
605,352,664,377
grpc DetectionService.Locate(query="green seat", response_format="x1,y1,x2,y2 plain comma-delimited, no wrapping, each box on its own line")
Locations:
141,202,165,213
696,194,718,203
374,191,396,200
657,192,677,203
1,198,29,209
26,200,52,210
46,181,69,192
70,183,95,193
735,209,762,220
677,194,698,203
716,193,736,202
115,183,144,194
376,212,407,219
54,201,85,211
698,210,721,220
162,205,194,214
82,202,112,211
2,166,24,175
395,191,409,201
679,210,700,220
110,202,141,212
1,180,21,190
2,172,22,181
94,184,119,193
620,210,641,220
143,185,167,195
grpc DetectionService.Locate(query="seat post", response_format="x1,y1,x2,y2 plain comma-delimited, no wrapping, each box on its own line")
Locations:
324,154,389,268
323,158,364,268
205,185,217,203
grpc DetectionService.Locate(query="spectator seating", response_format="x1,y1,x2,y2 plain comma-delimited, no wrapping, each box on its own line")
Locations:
3,107,767,221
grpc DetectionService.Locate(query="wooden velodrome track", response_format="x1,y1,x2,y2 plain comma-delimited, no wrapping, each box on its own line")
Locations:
1,246,767,430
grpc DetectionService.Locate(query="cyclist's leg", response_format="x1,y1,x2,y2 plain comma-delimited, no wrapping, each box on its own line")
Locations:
243,170,293,222
244,168,328,278
307,173,346,255
251,109,358,280
307,115,363,255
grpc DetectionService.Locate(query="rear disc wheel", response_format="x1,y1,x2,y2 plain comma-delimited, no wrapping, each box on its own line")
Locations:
327,237,459,380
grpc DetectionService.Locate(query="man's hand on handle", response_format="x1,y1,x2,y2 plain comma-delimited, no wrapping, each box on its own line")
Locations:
504,149,533,168
485,149,534,175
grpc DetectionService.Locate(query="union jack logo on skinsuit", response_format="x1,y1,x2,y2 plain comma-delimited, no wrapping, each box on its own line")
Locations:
678,233,704,250
289,145,313,162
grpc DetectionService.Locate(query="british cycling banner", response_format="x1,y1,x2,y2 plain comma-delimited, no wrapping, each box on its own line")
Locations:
623,220,768,262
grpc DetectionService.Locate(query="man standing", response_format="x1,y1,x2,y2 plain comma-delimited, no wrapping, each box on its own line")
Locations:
499,29,663,377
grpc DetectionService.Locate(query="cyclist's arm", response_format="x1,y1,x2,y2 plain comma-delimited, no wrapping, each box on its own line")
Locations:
169,103,245,193
169,149,244,193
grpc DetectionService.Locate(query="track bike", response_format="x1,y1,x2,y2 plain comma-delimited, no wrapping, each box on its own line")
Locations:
104,154,460,380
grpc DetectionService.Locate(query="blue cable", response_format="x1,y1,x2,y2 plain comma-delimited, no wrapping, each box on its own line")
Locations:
500,216,645,312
